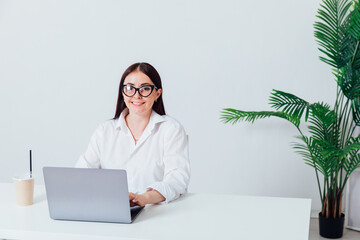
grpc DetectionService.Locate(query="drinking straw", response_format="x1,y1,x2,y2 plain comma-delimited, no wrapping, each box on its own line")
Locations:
30,150,32,178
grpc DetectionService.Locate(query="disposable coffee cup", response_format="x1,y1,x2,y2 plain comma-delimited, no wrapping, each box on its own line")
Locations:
13,174,34,206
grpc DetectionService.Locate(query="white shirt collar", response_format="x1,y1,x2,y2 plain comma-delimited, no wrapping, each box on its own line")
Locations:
116,109,166,132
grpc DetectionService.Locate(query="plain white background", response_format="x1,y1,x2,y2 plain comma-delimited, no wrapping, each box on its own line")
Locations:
0,0,337,212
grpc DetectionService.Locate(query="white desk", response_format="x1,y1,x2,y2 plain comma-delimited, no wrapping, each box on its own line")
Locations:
0,183,311,240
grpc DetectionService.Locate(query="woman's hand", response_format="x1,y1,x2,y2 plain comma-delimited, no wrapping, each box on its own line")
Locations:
129,190,165,207
129,192,149,207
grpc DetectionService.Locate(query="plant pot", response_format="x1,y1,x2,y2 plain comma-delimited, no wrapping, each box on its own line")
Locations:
318,212,345,239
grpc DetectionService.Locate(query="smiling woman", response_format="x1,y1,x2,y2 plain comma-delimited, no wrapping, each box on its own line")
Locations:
75,62,190,207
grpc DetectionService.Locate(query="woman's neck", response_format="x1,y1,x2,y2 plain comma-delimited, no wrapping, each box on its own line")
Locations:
125,110,152,142
126,110,152,126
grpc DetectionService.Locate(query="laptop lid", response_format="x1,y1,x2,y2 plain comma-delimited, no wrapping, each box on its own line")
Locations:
43,167,141,224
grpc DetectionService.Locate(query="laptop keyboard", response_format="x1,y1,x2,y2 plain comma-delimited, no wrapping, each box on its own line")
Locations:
130,206,144,221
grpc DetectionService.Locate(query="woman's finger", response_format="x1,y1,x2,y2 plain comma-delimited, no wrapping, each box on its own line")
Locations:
129,192,136,200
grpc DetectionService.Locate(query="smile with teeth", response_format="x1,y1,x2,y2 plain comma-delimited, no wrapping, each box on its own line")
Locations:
132,101,145,106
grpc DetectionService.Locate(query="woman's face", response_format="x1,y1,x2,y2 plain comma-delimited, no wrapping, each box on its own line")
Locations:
122,71,162,117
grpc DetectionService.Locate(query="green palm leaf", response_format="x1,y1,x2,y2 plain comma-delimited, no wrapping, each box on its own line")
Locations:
348,3,360,40
320,138,360,162
339,14,355,67
338,64,360,99
269,89,310,126
314,0,352,68
342,141,360,158
343,152,360,176
342,136,360,177
351,97,360,125
220,109,289,125
308,103,338,144
336,2,360,101
293,136,338,178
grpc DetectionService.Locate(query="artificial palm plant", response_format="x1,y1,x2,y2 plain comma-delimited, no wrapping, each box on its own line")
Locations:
221,0,360,219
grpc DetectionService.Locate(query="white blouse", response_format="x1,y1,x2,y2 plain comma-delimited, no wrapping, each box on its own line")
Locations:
75,109,190,203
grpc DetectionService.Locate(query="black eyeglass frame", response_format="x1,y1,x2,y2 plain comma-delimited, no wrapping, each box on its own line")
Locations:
121,84,158,97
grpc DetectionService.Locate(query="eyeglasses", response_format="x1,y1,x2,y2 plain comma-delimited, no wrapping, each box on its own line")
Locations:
121,84,158,97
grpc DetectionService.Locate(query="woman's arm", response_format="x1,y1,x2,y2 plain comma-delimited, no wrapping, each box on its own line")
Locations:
75,124,104,168
145,121,190,203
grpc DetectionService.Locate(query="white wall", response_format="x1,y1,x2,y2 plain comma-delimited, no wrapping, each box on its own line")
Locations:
0,0,336,212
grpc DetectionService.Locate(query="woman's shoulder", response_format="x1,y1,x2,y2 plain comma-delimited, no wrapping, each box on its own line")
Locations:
159,114,185,132
93,118,119,133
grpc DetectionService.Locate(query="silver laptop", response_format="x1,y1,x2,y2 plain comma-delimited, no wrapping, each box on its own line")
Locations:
43,167,144,224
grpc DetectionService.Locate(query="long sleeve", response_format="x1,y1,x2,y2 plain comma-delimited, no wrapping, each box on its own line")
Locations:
75,124,104,169
147,122,190,203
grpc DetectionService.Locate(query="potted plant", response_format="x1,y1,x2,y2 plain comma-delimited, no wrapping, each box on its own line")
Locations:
221,0,360,238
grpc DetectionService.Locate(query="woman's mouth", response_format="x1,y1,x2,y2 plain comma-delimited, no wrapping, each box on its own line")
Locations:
131,101,145,106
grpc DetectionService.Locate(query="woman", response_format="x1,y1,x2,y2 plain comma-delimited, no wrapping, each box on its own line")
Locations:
76,62,190,207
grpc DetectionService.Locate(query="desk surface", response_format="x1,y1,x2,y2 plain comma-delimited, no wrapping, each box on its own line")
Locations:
0,183,311,240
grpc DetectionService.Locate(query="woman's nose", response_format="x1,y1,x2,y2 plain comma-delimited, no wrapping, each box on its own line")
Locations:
133,90,142,98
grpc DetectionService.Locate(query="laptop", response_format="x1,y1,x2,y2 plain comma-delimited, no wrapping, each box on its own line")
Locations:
43,167,144,224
